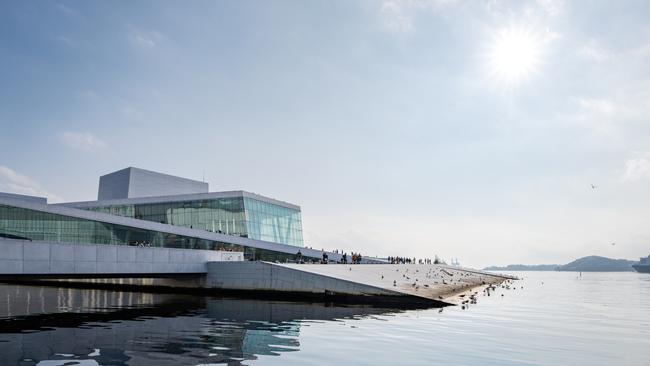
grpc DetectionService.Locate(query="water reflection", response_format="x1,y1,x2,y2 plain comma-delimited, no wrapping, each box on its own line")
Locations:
0,284,404,365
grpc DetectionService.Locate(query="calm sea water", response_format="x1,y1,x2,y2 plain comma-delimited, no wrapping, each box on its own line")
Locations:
0,271,648,366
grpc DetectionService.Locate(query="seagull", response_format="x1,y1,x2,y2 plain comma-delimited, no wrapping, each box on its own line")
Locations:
591,184,598,189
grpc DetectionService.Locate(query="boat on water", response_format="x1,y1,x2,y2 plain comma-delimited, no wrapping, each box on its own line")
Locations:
632,255,650,273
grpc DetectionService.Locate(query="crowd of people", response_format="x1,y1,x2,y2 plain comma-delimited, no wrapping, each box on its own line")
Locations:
293,249,444,266
322,251,363,264
129,241,152,247
293,249,364,264
387,256,442,265
334,251,363,264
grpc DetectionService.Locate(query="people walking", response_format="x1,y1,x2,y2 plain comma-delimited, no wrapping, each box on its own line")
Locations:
295,250,303,264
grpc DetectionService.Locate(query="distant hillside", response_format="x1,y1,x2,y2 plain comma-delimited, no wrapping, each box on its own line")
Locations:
558,256,636,272
483,264,559,271
484,255,638,272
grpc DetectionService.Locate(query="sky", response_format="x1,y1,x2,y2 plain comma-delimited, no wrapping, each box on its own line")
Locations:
1,0,650,268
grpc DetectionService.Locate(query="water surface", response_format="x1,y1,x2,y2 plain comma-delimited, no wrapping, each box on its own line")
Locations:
0,271,648,365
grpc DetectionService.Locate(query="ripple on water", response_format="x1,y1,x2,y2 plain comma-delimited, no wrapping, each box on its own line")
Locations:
0,272,648,366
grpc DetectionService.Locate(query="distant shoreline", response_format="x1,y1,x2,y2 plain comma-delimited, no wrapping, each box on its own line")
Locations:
484,255,640,272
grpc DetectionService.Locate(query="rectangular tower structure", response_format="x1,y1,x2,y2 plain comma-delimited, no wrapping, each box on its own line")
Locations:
98,167,208,200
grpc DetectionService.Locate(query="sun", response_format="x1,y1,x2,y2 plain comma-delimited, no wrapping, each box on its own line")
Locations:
487,27,542,86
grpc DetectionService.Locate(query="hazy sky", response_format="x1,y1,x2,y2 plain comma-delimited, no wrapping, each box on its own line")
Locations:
2,0,650,268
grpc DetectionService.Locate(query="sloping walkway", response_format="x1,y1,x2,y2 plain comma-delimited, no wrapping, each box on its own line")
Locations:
207,262,513,305
276,263,513,303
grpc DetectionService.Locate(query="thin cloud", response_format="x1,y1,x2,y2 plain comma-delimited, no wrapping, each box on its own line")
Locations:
487,0,563,18
53,35,75,47
579,37,650,64
380,1,414,34
56,3,80,17
577,98,615,115
380,0,562,35
129,29,163,48
535,0,564,16
579,39,614,63
59,131,108,152
570,81,650,147
0,166,64,202
379,0,458,34
622,154,650,182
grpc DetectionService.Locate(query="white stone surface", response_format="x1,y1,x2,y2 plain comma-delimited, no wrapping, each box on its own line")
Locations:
0,260,22,273
117,246,136,262
207,262,513,303
51,244,74,261
23,242,50,261
97,246,118,262
3,241,23,260
0,238,243,275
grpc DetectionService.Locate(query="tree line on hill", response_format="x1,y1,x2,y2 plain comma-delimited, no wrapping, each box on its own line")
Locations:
484,255,639,272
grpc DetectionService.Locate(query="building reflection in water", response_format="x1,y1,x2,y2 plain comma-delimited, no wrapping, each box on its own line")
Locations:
0,284,404,365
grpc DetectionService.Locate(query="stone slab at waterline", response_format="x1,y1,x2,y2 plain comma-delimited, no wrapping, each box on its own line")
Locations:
207,262,513,304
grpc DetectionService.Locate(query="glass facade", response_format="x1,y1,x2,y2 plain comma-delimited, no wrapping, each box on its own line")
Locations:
84,197,248,238
0,204,307,261
79,195,304,247
244,197,303,247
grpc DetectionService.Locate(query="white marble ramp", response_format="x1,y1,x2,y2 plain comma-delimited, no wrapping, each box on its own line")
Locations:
207,262,513,304
276,263,513,303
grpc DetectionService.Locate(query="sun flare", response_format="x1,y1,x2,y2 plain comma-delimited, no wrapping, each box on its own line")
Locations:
487,27,542,86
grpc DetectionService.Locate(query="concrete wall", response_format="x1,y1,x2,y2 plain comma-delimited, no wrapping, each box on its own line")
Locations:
206,261,400,296
98,167,209,200
0,192,47,205
0,238,242,276
97,168,130,200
